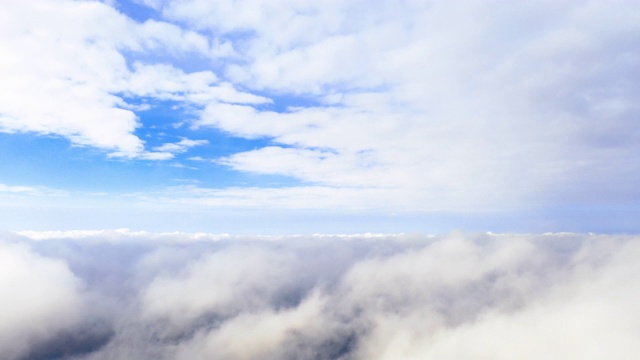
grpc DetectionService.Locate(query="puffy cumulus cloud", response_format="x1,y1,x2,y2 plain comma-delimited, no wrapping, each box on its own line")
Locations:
172,293,336,360
348,236,640,360
5,230,640,359
153,0,408,91
0,0,144,156
0,240,110,360
141,247,294,328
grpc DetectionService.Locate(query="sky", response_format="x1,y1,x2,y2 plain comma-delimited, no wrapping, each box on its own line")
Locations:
3,2,640,359
1,0,640,233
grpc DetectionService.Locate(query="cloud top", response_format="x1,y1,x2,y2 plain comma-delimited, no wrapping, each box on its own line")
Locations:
2,231,640,359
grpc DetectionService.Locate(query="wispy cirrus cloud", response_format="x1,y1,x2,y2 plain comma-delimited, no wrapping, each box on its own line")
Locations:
0,241,100,360
0,183,67,197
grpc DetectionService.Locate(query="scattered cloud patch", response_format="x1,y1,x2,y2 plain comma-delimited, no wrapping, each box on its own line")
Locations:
153,138,208,154
0,241,102,360
1,0,640,223
0,183,67,197
0,0,267,160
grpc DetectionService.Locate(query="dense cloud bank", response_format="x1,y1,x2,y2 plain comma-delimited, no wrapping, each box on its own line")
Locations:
2,230,640,359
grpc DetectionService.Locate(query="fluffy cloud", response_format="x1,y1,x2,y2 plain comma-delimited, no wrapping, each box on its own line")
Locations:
4,231,640,359
0,240,102,360
0,0,264,159
2,0,639,212
141,246,294,328
153,138,209,158
161,0,640,211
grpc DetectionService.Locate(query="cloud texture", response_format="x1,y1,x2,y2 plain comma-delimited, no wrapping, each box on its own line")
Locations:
0,0,263,159
2,230,640,359
2,0,640,218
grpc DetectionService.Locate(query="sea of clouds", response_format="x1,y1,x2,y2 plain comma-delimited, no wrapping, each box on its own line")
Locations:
2,230,640,359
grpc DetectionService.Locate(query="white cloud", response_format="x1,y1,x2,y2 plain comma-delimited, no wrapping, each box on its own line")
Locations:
153,138,209,154
0,0,267,159
349,237,640,360
173,292,329,360
0,0,141,155
6,231,640,359
162,0,640,211
0,183,67,198
0,241,87,360
2,0,640,213
0,184,38,194
141,246,293,328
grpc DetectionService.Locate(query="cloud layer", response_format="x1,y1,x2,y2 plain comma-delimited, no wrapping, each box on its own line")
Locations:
3,230,640,359
2,0,640,216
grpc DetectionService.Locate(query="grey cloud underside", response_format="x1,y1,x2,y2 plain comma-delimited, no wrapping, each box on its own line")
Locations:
3,231,640,359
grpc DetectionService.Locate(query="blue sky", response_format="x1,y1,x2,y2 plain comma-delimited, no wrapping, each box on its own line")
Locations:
1,0,639,233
